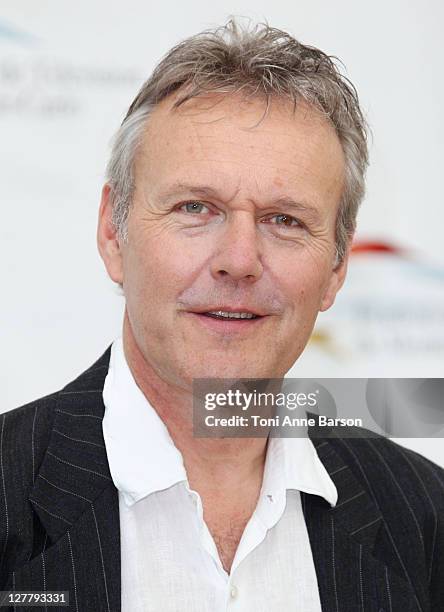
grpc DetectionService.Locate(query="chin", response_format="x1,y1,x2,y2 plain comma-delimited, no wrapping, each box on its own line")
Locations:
188,361,271,381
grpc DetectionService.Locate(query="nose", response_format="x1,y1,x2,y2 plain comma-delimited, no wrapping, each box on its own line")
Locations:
209,213,264,282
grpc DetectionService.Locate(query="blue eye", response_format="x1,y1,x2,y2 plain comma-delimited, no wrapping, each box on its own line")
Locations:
180,201,209,214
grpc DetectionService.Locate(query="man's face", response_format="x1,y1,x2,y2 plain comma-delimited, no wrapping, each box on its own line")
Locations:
99,92,348,388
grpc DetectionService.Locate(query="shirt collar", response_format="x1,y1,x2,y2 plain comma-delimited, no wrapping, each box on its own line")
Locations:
263,436,338,506
102,337,187,506
102,338,337,509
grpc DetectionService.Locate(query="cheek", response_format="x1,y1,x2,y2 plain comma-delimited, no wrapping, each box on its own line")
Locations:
123,236,198,308
271,253,329,313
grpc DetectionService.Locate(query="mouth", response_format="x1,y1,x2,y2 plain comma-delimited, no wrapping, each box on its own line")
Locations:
200,310,260,321
185,307,267,333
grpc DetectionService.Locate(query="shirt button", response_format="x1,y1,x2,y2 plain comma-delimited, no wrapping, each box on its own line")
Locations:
230,586,238,599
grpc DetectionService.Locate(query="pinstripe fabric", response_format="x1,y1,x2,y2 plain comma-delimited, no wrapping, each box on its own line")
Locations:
1,347,444,611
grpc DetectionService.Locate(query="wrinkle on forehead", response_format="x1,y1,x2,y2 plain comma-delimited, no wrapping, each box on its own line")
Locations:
144,89,339,146
134,91,345,220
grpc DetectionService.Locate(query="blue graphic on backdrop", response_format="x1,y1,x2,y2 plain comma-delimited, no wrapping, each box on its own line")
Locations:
0,19,36,45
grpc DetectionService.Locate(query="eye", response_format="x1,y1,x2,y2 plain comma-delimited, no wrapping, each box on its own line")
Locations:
265,214,302,228
179,201,210,214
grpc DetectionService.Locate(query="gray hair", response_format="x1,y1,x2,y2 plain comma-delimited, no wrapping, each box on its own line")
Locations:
106,17,369,263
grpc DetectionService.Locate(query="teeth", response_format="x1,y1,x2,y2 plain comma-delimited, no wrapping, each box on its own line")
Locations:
207,310,257,319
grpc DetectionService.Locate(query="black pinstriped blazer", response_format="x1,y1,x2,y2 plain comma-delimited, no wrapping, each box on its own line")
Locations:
1,347,444,611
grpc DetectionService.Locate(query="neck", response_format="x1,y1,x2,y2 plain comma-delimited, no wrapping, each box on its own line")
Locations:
122,312,268,488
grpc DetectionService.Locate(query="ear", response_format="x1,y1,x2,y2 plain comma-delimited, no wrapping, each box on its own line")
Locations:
97,184,124,284
319,247,351,312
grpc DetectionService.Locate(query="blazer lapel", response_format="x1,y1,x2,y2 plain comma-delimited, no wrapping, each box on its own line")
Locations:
11,348,121,612
305,434,424,612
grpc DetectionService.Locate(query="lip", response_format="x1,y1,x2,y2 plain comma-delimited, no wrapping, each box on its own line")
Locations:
188,305,265,317
184,311,269,334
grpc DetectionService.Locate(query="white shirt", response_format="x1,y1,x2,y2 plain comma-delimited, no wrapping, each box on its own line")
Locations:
102,338,337,612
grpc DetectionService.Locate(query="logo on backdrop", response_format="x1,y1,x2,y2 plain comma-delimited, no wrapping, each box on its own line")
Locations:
0,17,141,116
300,241,444,376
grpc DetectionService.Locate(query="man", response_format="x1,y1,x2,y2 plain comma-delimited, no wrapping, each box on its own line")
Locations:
1,18,443,612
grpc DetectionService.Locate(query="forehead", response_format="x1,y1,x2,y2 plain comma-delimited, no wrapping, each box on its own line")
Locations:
133,91,345,212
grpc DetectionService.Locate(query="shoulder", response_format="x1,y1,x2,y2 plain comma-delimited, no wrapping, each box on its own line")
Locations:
0,348,111,579
328,430,444,520
0,393,60,546
1,392,59,477
325,430,444,605
0,345,111,483
2,391,59,427
0,393,61,582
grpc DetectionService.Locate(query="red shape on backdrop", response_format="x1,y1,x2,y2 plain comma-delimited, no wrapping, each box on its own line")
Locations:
351,240,405,256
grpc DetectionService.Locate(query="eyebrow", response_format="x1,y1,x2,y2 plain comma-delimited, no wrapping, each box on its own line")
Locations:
157,182,322,222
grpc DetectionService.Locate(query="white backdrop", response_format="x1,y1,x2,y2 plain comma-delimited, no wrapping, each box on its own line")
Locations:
1,1,443,464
